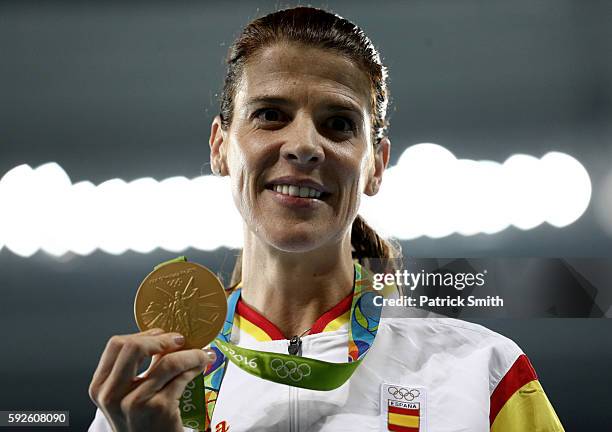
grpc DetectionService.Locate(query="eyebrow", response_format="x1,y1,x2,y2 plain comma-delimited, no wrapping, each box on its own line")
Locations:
245,96,294,109
244,95,365,119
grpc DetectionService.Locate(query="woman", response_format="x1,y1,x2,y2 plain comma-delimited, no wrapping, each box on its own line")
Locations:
88,7,564,432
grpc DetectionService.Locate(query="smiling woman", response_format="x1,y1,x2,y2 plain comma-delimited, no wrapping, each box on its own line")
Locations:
87,6,564,432
213,14,401,286
214,40,398,285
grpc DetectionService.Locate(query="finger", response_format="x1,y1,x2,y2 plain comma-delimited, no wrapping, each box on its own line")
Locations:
156,365,206,403
134,353,162,382
126,348,215,402
104,332,187,399
136,329,166,378
142,328,165,336
121,366,204,418
90,336,125,399
91,329,165,390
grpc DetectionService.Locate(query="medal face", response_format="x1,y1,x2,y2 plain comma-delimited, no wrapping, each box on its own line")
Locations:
134,261,227,349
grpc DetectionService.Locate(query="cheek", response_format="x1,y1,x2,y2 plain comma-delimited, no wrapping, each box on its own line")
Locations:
334,149,371,218
227,144,246,198
227,135,274,215
347,146,372,191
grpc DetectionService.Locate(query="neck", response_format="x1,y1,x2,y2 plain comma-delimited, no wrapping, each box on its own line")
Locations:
239,227,355,339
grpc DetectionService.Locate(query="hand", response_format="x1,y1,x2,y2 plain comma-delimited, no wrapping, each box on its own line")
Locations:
88,328,216,432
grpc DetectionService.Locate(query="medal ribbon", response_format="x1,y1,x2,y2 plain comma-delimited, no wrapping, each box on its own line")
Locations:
178,262,382,431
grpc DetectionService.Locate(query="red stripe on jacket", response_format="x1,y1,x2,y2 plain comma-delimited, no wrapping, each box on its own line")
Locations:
489,354,538,425
236,289,353,340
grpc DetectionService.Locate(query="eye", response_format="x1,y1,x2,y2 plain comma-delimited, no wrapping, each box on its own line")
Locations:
326,116,355,133
253,108,287,124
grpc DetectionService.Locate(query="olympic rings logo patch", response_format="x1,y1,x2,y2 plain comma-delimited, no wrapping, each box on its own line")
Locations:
270,358,311,382
387,386,420,401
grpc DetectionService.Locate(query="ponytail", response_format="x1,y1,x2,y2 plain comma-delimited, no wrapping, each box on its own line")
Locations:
350,214,402,275
228,215,402,288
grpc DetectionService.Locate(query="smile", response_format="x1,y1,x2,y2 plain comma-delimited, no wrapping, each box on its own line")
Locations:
272,184,322,199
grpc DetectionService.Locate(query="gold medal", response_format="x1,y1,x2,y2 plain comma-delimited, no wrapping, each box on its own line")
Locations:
134,259,227,349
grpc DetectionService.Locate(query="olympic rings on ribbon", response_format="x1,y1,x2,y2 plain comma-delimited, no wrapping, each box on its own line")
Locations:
387,386,420,401
270,358,312,382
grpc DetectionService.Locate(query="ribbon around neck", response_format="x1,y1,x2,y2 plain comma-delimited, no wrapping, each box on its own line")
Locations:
178,261,382,431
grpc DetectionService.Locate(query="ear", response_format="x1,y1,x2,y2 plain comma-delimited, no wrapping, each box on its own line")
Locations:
209,115,229,176
364,136,391,196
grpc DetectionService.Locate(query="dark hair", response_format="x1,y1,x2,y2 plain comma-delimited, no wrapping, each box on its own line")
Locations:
220,6,401,285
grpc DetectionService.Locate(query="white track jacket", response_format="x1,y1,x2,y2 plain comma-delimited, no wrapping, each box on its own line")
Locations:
89,290,564,432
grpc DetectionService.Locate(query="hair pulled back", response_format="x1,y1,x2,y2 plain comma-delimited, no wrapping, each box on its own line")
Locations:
220,7,401,284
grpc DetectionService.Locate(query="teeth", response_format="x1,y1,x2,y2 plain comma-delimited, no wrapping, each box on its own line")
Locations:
272,184,322,199
289,185,299,196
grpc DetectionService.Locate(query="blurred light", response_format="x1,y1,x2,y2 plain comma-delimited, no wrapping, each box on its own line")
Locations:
595,169,612,238
361,143,591,239
0,143,592,257
0,163,242,257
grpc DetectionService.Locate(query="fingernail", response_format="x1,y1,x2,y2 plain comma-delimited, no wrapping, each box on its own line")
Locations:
173,334,185,345
202,348,217,362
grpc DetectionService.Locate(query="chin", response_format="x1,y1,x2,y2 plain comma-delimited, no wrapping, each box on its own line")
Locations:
263,226,329,254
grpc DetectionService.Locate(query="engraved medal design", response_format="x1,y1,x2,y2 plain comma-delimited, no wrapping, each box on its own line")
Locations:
134,260,227,349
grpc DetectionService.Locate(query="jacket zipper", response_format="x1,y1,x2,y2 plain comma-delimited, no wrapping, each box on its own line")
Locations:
288,334,304,432
289,385,299,432
288,335,303,356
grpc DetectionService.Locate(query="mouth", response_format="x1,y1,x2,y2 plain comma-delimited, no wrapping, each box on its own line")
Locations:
265,178,331,202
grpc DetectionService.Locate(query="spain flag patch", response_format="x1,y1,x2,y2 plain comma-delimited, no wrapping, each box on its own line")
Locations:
387,400,420,432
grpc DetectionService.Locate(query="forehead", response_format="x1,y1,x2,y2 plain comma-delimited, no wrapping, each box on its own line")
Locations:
235,42,371,112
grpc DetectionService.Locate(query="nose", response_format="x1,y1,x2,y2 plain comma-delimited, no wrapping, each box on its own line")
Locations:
280,116,325,169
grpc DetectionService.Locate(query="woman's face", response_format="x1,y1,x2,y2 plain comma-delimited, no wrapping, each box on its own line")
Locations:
210,42,389,253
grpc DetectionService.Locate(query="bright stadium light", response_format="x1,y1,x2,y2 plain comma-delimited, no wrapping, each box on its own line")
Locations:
0,143,592,257
360,143,591,239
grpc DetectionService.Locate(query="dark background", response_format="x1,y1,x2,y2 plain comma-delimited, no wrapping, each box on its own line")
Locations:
1,1,611,430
